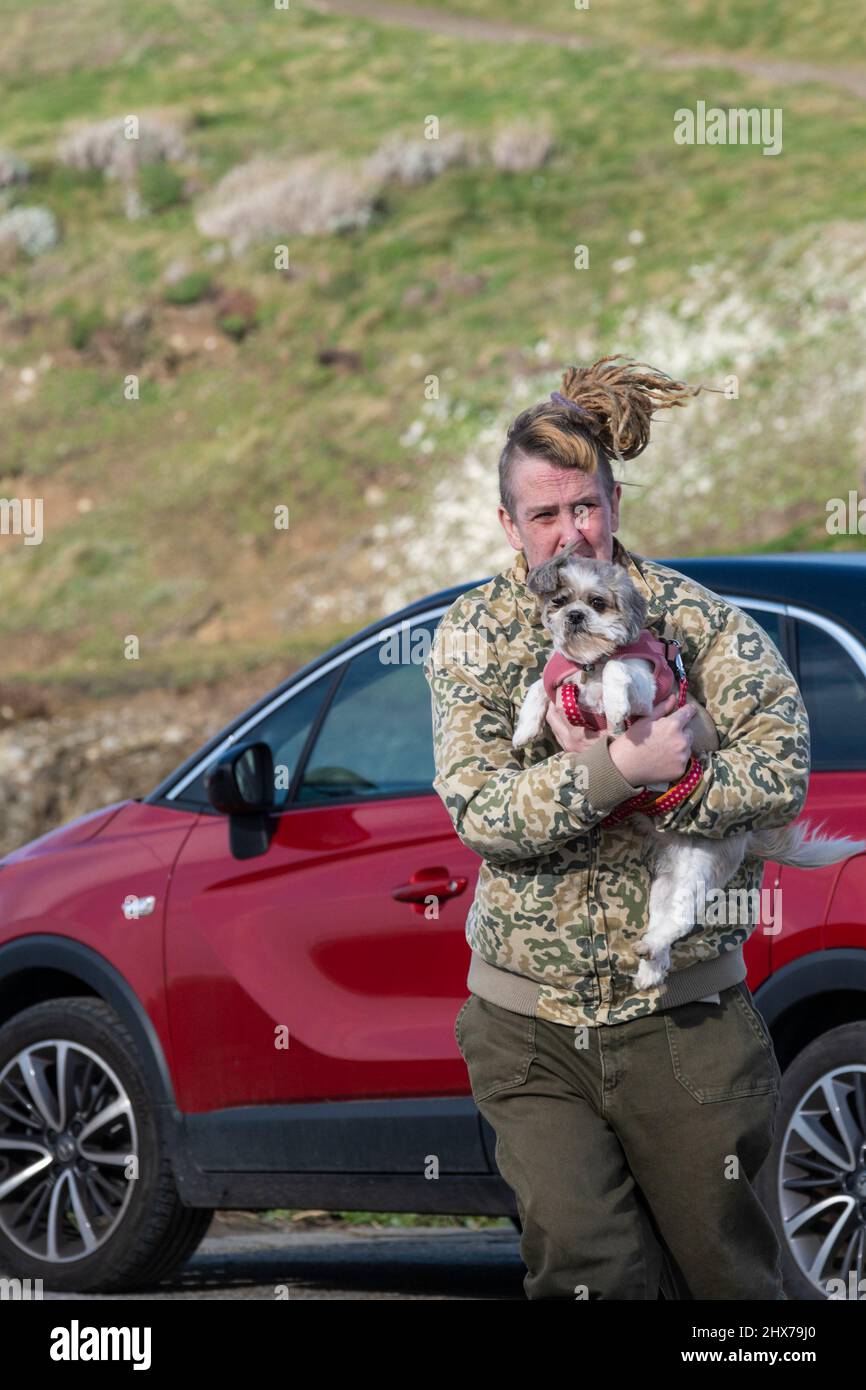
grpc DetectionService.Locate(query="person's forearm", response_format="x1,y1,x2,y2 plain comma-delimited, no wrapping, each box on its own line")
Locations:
433,734,643,864
607,735,647,789
648,743,810,837
650,674,810,837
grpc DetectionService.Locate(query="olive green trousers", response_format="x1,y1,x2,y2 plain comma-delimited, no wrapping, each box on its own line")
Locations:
455,980,786,1301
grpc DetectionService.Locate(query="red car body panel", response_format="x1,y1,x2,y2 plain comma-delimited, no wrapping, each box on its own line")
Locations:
0,802,198,1103
772,773,866,968
4,788,852,1117
164,795,479,1112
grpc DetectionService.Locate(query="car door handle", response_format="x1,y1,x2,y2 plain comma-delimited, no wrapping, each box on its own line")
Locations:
391,867,469,905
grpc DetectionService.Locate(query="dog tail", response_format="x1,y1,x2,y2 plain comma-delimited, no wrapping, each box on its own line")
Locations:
749,818,866,868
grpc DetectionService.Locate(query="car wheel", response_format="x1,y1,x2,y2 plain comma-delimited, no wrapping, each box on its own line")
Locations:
755,1021,866,1301
0,997,214,1293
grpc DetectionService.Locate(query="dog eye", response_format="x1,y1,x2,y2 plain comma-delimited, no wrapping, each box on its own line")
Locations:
589,596,606,611
549,596,569,609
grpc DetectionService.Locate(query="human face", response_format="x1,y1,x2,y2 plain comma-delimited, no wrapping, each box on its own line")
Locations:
498,455,622,571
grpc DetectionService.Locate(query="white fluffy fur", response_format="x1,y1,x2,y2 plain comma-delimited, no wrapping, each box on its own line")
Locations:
513,545,866,990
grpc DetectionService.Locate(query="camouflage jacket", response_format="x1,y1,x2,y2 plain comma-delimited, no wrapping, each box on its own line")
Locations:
424,535,811,1027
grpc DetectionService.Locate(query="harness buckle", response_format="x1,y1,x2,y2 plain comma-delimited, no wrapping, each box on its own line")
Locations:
665,638,686,684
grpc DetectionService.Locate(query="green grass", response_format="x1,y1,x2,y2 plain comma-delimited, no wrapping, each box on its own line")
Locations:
753,522,866,555
380,0,866,66
262,1209,513,1230
163,271,213,304
1,0,865,693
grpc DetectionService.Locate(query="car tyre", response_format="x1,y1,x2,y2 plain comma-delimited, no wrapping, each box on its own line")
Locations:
755,1020,866,1302
0,997,213,1293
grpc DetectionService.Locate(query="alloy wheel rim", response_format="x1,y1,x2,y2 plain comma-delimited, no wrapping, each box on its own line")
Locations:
778,1064,866,1298
0,1039,137,1263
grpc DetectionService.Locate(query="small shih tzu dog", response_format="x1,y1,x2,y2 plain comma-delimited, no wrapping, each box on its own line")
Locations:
513,541,865,990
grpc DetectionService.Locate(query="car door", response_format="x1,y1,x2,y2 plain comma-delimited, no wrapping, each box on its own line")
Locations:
164,615,479,1116
734,601,793,981
787,611,866,954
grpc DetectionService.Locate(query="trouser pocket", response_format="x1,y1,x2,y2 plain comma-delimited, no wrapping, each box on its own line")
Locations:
453,997,472,1047
455,993,537,1103
663,981,781,1103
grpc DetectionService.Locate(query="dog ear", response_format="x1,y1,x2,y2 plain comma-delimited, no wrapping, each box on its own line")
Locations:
615,570,648,639
526,540,581,599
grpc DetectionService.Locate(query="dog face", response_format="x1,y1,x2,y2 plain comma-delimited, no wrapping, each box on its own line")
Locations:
526,540,647,662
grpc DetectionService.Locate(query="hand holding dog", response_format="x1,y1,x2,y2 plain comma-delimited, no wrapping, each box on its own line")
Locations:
545,687,697,786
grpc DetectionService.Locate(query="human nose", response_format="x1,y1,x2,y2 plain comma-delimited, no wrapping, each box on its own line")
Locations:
559,510,590,550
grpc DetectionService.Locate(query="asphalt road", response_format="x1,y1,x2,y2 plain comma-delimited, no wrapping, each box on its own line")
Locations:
1,1216,527,1300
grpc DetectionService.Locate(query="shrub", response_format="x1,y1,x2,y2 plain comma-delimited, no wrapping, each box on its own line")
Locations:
218,312,251,341
195,153,379,254
65,305,106,350
363,130,475,186
214,287,258,339
138,161,186,212
56,114,186,180
0,149,30,188
0,205,59,257
488,120,556,172
164,271,213,304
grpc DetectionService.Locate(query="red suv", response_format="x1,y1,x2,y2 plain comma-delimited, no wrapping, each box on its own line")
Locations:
0,551,864,1298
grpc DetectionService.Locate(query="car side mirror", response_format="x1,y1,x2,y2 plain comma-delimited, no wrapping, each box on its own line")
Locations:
205,741,275,815
205,742,276,859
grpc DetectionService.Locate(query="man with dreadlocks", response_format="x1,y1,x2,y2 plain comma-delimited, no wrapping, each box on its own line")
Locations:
424,354,810,1300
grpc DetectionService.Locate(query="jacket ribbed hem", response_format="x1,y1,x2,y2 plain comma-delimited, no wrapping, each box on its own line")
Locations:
466,945,747,1022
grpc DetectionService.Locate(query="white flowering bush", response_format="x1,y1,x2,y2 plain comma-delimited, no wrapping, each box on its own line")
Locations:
0,205,59,257
488,120,555,172
0,149,30,188
363,130,476,186
195,153,379,253
56,114,186,180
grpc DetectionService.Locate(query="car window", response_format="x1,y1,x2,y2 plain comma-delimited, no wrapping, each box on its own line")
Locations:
796,620,866,770
295,621,438,803
172,674,334,809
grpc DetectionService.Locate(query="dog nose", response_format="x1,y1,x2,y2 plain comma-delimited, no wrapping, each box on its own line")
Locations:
567,611,584,628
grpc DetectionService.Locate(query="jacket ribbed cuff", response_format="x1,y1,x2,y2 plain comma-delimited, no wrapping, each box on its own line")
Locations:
560,735,644,815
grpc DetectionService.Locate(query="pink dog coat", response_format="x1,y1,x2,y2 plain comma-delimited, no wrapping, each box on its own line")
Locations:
542,629,677,732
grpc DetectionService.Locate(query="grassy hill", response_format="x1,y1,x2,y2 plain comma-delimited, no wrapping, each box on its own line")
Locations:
383,0,866,67
2,0,866,701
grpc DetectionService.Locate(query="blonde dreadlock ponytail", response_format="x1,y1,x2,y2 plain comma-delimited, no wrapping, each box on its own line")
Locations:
498,352,722,521
551,353,723,464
